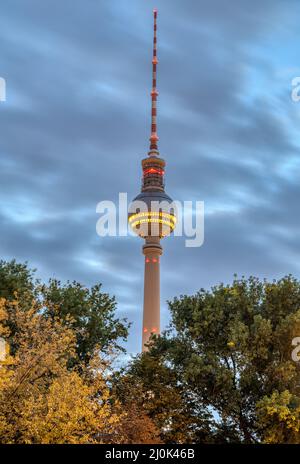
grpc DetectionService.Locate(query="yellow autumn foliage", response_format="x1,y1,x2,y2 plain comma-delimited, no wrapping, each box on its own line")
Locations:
0,297,122,443
257,390,300,443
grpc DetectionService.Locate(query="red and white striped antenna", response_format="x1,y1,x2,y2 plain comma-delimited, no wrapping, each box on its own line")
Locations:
149,8,159,154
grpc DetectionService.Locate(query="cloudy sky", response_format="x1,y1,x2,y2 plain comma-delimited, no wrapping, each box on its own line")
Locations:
1,0,300,355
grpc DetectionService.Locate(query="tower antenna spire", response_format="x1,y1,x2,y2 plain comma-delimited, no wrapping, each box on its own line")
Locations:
149,8,159,154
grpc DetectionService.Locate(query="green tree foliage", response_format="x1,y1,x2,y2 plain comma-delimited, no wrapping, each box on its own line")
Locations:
0,260,35,303
0,297,134,444
125,276,300,443
40,279,129,364
0,260,129,364
115,350,215,444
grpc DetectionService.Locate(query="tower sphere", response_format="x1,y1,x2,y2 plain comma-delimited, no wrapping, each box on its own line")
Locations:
128,191,176,239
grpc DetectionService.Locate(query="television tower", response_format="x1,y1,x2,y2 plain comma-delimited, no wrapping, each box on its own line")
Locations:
129,10,176,352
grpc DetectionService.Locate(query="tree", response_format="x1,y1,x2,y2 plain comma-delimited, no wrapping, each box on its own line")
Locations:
0,297,121,443
0,296,165,444
257,390,300,443
0,259,35,304
126,276,300,443
40,279,129,365
112,400,163,444
116,349,215,444
0,260,129,364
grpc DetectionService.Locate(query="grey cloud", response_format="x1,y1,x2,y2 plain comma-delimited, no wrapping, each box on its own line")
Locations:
0,0,299,355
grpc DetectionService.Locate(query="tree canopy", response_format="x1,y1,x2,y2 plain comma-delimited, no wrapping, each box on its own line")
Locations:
1,260,300,443
0,295,160,444
0,260,129,364
124,275,300,443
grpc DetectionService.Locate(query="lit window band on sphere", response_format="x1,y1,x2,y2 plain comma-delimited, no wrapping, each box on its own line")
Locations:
128,192,176,239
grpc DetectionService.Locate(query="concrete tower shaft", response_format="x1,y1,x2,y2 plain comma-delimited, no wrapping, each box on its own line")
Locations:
142,237,162,347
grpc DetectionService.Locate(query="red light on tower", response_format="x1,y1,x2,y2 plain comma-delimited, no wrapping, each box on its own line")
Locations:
143,167,164,176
